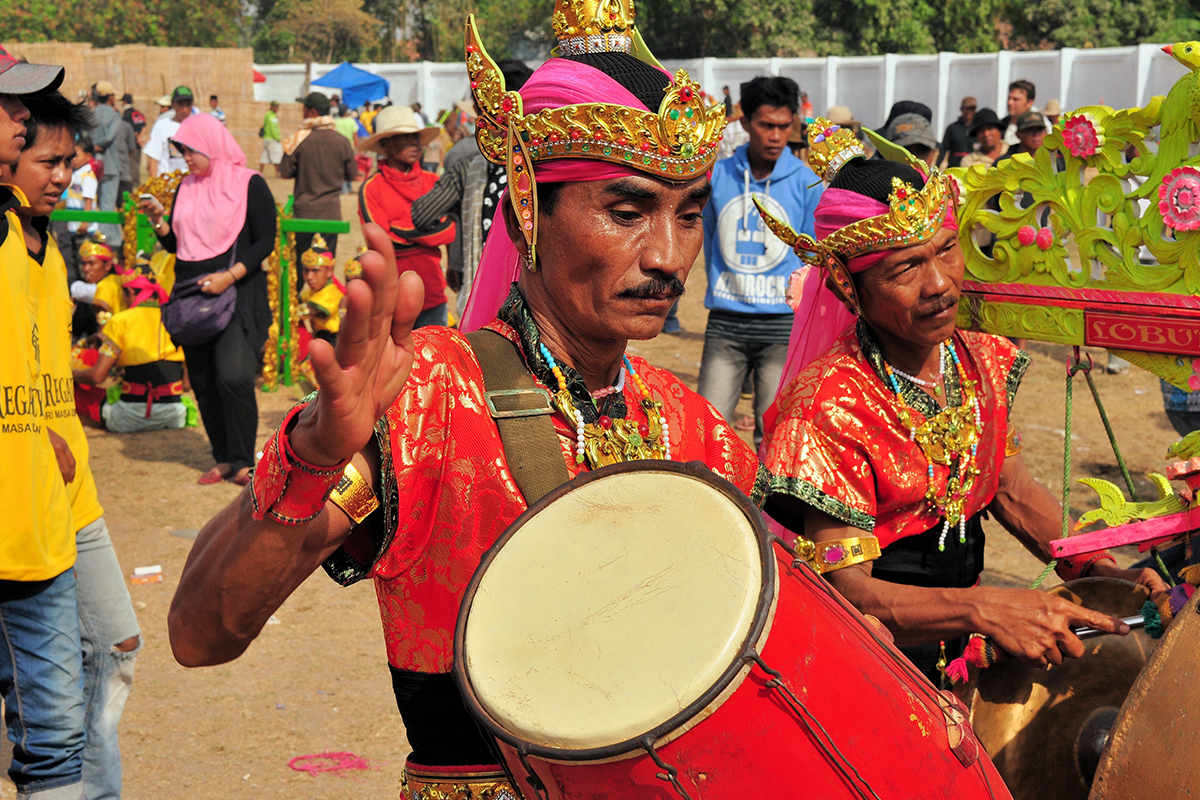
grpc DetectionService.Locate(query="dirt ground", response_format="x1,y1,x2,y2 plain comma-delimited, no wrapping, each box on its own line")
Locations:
2,178,1184,798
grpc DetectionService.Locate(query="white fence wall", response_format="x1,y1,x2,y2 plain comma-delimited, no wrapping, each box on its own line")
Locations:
256,43,1186,133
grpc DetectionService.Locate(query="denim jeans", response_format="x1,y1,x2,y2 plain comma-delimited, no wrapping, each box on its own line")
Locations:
75,519,141,800
414,302,448,329
0,570,86,800
697,335,788,449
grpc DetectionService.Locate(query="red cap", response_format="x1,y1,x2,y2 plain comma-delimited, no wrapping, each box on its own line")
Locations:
0,46,65,96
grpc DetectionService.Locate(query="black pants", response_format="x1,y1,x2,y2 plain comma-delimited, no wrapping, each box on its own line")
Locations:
184,323,259,472
293,231,339,286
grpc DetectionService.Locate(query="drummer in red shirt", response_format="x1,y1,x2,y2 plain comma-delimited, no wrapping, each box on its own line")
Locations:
357,105,454,328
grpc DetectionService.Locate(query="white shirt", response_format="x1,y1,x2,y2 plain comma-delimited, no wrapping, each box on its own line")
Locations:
145,114,189,174
66,165,98,234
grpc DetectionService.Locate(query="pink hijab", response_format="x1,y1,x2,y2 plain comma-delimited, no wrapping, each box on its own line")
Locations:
170,114,257,262
460,57,671,331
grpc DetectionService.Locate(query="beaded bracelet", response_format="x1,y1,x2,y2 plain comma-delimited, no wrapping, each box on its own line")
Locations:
251,403,350,526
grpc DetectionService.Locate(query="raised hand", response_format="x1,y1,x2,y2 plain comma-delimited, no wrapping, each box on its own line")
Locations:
973,586,1131,667
289,223,425,466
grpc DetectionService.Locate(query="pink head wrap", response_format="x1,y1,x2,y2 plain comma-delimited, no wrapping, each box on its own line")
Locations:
773,186,959,397
125,275,168,307
459,57,672,332
170,114,257,262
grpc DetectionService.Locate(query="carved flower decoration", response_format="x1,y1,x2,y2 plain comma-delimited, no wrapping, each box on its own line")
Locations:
1160,167,1200,232
1062,114,1102,159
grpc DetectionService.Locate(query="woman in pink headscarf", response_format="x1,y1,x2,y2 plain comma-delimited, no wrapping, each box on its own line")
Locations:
138,113,277,485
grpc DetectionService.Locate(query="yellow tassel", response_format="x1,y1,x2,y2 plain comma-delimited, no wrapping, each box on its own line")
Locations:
1178,563,1200,586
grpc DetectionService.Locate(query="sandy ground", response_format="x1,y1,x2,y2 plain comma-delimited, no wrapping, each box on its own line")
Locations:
1,178,1184,798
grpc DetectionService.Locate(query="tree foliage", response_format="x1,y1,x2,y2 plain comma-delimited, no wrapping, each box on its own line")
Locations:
8,0,1200,62
9,0,238,48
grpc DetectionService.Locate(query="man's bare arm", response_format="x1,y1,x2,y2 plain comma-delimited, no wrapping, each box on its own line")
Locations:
168,450,375,667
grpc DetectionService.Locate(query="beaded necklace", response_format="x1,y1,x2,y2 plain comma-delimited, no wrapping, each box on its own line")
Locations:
889,343,945,396
539,344,671,467
883,339,982,551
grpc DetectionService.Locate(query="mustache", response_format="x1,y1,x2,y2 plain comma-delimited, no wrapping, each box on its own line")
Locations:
619,274,685,299
916,294,959,317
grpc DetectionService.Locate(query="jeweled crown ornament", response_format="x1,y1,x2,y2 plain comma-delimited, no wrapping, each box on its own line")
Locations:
552,0,635,55
465,9,725,269
80,233,115,262
754,124,955,312
806,117,865,184
301,233,335,268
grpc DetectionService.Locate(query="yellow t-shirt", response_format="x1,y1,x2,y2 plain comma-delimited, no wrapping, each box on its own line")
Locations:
93,271,125,314
101,304,185,367
37,233,104,532
0,198,74,581
301,281,345,334
151,251,176,295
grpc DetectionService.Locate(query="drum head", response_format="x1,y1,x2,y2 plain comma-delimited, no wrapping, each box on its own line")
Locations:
455,462,772,758
1089,585,1200,799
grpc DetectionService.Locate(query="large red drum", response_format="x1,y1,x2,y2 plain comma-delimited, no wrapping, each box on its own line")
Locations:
454,462,1011,799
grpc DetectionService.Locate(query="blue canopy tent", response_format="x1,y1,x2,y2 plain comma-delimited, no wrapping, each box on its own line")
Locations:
311,62,390,110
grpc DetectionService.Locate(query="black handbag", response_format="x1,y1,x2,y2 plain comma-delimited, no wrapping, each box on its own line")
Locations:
162,248,239,346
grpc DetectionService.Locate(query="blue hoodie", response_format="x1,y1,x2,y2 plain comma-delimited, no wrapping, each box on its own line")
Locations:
702,143,823,315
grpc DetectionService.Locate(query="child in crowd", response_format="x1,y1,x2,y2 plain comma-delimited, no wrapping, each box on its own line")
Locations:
299,234,345,349
71,234,125,329
72,270,189,432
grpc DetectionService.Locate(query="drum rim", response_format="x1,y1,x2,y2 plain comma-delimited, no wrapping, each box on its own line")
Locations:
453,459,777,762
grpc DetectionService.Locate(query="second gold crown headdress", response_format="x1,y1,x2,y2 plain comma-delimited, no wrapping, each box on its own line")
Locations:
755,117,955,312
465,0,726,270
80,233,115,262
301,233,335,269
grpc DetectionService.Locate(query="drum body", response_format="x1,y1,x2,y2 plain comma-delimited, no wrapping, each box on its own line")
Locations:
455,463,1010,800
1089,586,1200,799
967,578,1154,800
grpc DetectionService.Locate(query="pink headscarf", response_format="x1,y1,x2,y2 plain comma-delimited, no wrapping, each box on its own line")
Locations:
125,274,168,307
460,57,671,331
773,187,959,396
170,114,257,262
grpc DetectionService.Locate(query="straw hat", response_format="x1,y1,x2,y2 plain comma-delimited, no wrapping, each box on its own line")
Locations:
1042,99,1062,116
359,106,440,153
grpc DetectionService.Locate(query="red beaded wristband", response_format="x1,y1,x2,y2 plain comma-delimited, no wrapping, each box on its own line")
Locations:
1055,552,1116,582
250,402,350,526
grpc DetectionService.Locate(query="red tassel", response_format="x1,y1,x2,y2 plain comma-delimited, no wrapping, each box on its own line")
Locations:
945,657,970,684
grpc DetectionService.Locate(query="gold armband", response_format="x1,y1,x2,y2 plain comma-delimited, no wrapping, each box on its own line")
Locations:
1005,426,1023,457
795,535,881,574
328,462,379,525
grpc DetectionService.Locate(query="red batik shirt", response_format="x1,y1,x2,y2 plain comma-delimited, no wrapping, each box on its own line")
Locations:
762,322,1028,548
324,289,767,674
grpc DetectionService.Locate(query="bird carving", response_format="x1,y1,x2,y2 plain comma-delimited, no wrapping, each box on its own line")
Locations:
1074,473,1184,530
1140,41,1200,193
1166,428,1200,461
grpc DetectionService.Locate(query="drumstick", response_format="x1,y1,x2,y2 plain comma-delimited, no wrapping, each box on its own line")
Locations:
1072,614,1145,640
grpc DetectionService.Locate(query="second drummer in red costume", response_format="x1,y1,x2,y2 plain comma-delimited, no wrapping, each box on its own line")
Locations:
759,120,1166,683
168,4,764,796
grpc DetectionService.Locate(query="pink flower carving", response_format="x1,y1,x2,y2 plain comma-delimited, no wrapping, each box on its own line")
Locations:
1160,167,1200,232
1062,115,1101,159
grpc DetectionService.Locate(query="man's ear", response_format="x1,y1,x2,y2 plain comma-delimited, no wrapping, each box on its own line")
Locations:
740,114,752,134
500,198,526,257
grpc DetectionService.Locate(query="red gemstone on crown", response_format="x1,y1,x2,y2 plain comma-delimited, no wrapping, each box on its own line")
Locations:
593,131,604,140
501,96,513,112
680,87,693,103
617,137,628,146
641,142,651,151
570,129,582,139
549,132,560,142
598,415,613,429
637,422,650,437
517,173,531,193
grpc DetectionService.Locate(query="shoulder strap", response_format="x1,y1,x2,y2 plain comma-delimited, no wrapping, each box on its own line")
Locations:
466,329,571,506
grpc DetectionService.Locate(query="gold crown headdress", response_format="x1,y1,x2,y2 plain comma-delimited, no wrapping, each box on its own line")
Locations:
465,6,725,270
301,233,335,268
754,122,955,312
344,245,368,281
79,233,114,261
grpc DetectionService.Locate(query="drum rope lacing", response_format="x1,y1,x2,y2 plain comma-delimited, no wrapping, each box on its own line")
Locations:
776,535,1004,800
746,652,883,800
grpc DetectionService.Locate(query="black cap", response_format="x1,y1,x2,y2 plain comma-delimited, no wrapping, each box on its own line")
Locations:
121,93,134,104
969,108,1004,136
171,86,194,103
300,91,330,116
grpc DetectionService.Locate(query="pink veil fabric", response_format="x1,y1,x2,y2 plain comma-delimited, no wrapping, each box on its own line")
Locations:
170,114,257,262
459,58,671,331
